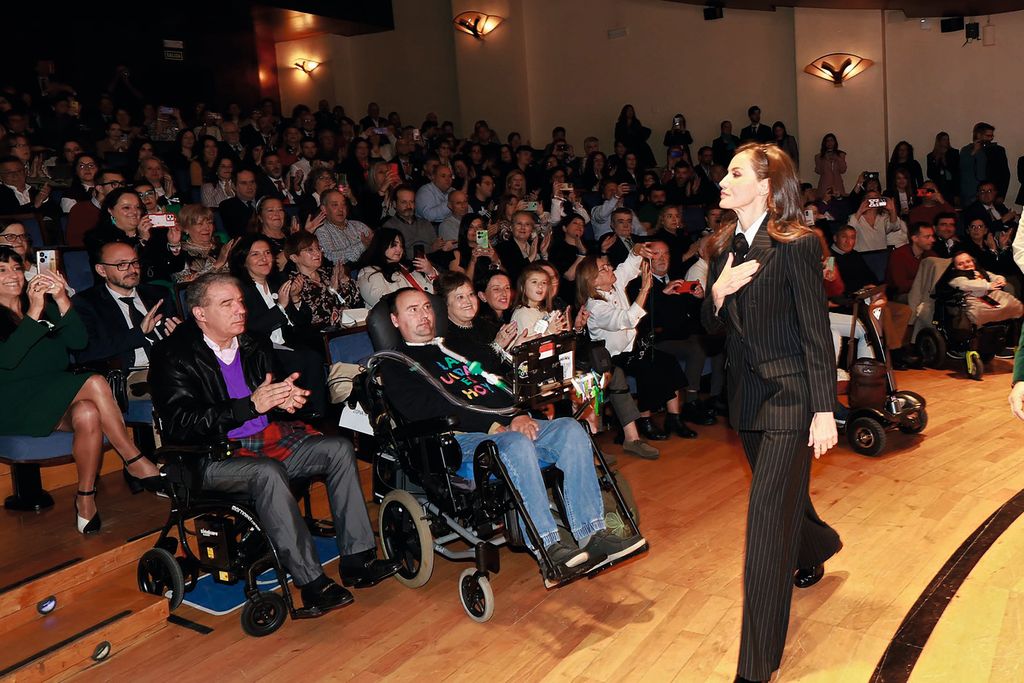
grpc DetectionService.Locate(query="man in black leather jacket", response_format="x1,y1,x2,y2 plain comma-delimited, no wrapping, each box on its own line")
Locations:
149,272,397,614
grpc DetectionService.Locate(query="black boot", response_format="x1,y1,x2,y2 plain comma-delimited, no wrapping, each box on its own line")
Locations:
663,413,697,439
682,400,716,426
635,417,668,441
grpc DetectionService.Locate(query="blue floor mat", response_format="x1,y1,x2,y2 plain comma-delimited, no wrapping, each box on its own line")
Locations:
181,536,339,616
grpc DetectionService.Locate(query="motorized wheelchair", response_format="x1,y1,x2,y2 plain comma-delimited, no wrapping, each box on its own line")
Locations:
357,295,646,622
910,256,1014,381
136,427,338,637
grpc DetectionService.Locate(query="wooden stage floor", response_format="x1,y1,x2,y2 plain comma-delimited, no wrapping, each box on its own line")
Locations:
4,363,1022,682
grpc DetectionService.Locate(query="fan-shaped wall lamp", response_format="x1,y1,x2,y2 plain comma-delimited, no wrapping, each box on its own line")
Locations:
453,11,505,40
803,53,874,86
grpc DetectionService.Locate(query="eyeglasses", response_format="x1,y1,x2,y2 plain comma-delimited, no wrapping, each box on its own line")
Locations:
137,190,156,198
98,180,124,188
77,162,97,169
99,259,141,271
979,188,996,194
0,233,29,243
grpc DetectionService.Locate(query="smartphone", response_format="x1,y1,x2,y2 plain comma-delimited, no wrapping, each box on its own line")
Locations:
475,229,489,249
867,197,886,209
916,188,931,198
412,128,421,141
372,127,389,135
387,162,400,178
672,115,682,127
824,256,836,276
522,201,539,212
802,209,815,225
158,105,174,116
149,213,175,228
864,171,879,182
413,244,426,260
68,99,80,117
669,149,682,159
36,249,57,275
556,183,573,194
533,315,551,335
337,172,348,186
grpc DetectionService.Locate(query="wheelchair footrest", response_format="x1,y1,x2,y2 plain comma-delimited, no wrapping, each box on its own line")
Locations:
585,542,650,580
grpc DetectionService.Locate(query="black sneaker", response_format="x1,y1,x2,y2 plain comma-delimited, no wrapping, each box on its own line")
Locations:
300,578,354,614
340,557,401,589
583,529,647,572
541,541,589,585
995,347,1017,360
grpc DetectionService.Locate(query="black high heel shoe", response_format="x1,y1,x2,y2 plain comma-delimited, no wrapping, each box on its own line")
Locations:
75,490,101,535
122,453,165,494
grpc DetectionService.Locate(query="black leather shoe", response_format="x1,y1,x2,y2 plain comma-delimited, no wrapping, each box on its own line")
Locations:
663,413,697,439
682,401,716,426
635,417,669,441
794,564,825,588
122,454,165,494
300,579,354,613
340,558,401,588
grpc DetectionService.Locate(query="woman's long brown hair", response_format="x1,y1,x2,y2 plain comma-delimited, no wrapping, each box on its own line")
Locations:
708,142,813,258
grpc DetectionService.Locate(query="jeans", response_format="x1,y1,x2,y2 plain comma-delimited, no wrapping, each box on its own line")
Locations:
454,417,605,549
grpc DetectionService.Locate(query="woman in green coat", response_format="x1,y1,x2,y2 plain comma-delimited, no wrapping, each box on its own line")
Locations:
0,247,162,534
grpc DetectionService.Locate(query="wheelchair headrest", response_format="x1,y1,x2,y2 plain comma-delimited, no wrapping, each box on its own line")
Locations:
367,292,448,351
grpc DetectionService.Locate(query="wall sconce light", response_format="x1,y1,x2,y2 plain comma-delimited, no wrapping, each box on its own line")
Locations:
803,53,874,86
293,59,321,75
453,11,504,40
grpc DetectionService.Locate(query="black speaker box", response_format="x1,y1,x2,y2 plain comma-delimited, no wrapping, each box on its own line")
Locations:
940,16,964,33
703,7,724,20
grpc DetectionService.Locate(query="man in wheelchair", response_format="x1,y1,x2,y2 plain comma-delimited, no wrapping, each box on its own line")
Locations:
380,288,646,580
150,273,398,616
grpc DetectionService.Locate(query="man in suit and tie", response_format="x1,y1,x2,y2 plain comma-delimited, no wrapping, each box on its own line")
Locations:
0,155,60,222
72,241,180,370
739,106,773,144
702,143,842,683
257,152,297,205
219,168,260,238
219,120,247,164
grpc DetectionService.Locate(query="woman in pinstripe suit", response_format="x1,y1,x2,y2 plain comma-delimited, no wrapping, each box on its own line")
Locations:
701,143,843,682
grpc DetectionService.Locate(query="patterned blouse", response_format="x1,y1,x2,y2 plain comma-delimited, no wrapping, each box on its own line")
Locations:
288,267,364,329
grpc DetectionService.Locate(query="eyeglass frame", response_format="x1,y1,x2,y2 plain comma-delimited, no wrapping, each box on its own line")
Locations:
98,259,142,271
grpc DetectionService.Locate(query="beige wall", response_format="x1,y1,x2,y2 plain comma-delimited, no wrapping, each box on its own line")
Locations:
793,8,888,189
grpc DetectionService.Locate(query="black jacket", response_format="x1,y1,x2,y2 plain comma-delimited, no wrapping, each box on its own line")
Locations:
72,283,177,368
219,196,257,238
739,124,773,144
237,273,320,353
149,320,275,445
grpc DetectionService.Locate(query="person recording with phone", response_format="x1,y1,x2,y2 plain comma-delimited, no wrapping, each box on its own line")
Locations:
84,187,180,282
494,210,547,283
449,213,502,282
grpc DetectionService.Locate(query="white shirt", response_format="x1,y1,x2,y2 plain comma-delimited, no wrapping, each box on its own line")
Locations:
254,282,287,345
735,210,768,246
108,285,150,367
5,183,31,207
585,251,647,357
203,333,239,365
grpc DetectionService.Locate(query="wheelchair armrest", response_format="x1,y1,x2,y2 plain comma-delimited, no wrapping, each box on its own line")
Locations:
394,415,460,440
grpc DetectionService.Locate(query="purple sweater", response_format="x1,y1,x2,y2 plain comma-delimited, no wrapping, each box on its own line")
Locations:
217,354,268,439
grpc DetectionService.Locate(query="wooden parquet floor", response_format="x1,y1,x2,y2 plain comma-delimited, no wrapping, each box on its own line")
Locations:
4,363,1020,682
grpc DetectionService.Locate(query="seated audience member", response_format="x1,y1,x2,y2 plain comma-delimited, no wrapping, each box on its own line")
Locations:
73,240,180,369
219,168,260,238
172,203,232,283
495,210,546,283
200,155,236,208
285,232,362,329
652,205,699,278
907,181,955,228
474,269,513,337
136,158,179,203
576,247,697,439
886,221,937,302
467,172,497,218
355,161,398,228
590,180,635,239
296,167,337,225
0,155,58,221
380,288,645,578
149,273,398,613
383,185,444,257
936,251,1024,329
665,162,715,208
831,226,918,368
962,181,1017,234
848,191,907,281
599,208,646,268
0,248,162,534
66,170,125,248
414,164,454,223
258,151,298,205
636,184,667,231
450,213,502,282
509,263,570,337
313,189,372,269
632,240,716,425
84,188,179,279
932,212,961,258
228,235,326,416
547,213,589,305
438,190,469,242
355,227,435,308
435,272,524,374
60,153,99,214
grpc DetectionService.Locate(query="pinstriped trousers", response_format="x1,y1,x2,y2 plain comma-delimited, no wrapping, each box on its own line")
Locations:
737,430,842,681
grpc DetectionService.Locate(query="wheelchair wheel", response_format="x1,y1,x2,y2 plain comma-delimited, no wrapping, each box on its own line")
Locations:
916,328,946,369
137,548,185,611
965,351,984,381
847,416,886,457
898,407,928,435
379,490,434,589
240,592,287,637
458,569,494,623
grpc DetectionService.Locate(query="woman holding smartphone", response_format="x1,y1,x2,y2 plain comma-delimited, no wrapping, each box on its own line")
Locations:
702,143,841,683
0,247,162,534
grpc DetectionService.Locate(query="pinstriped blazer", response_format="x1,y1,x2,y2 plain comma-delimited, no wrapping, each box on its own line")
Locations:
702,218,836,431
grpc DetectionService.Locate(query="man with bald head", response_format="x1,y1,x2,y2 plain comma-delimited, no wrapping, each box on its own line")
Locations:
312,189,372,267
415,164,454,223
438,189,469,242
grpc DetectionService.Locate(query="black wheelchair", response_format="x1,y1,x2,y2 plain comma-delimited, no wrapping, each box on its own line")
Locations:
916,290,1013,381
136,436,338,637
358,296,646,622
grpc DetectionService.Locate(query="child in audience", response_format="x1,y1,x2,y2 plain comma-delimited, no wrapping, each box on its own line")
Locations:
510,263,569,338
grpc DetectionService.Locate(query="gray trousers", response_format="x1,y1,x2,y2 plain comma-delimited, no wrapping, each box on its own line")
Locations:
606,366,641,427
655,338,709,398
201,436,376,585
